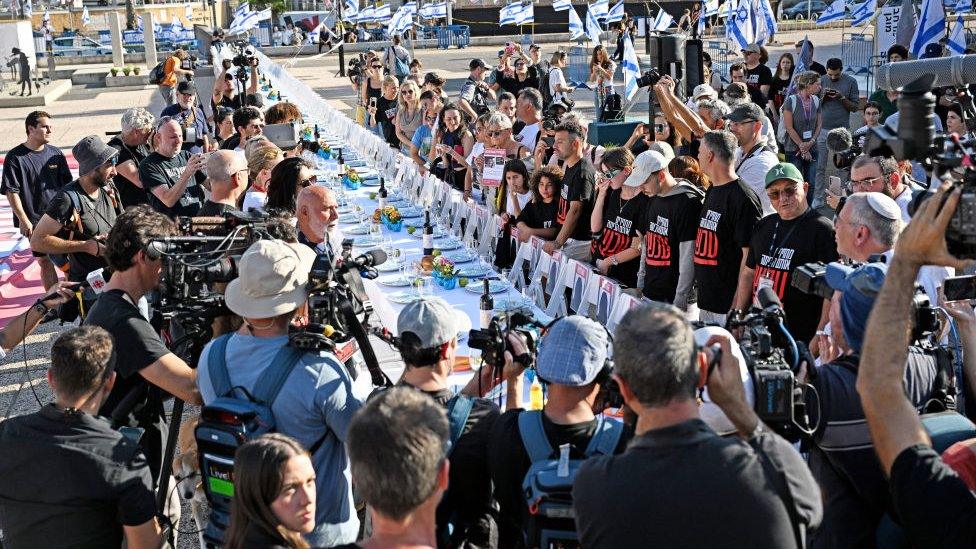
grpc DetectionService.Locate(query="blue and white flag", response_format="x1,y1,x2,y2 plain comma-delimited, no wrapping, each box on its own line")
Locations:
786,35,811,95
233,3,251,21
728,0,758,49
419,1,445,19
516,2,534,24
607,0,625,23
622,32,641,99
651,7,673,30
850,0,875,26
956,0,972,13
172,17,184,31
389,3,414,33
356,6,376,22
568,7,585,38
586,6,603,42
948,13,967,55
229,9,259,33
758,0,777,43
816,0,846,23
343,0,359,20
591,0,609,20
23,0,31,18
910,0,946,57
81,6,91,26
552,0,573,11
704,0,720,16
373,4,391,21
499,2,520,25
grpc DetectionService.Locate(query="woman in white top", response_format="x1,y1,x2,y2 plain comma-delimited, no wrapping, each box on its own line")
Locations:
243,141,283,212
394,80,423,154
548,51,575,104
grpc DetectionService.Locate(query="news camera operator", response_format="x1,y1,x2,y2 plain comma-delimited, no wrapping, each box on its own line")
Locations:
856,185,976,547
0,327,163,549
485,316,631,549
160,80,211,154
391,297,499,548
213,56,259,113
196,238,364,547
573,304,822,548
139,118,207,218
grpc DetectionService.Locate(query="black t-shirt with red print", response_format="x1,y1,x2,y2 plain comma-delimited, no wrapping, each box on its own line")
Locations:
640,185,703,304
556,156,596,242
693,179,762,314
746,209,838,343
591,188,646,288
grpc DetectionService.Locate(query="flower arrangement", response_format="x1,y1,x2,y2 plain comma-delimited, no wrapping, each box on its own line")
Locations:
381,206,403,231
343,168,361,190
432,256,458,289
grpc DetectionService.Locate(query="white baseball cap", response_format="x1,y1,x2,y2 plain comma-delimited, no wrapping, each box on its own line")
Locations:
692,84,718,101
623,150,668,187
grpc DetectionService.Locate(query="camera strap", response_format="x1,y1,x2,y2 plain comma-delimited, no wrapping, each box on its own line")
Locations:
337,295,392,388
749,437,806,549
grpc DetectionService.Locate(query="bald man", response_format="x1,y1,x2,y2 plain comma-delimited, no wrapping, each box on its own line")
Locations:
296,185,341,256
199,150,248,216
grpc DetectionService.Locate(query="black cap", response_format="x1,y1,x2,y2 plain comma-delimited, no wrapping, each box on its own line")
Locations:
726,103,764,123
469,58,488,70
176,80,196,94
244,92,265,108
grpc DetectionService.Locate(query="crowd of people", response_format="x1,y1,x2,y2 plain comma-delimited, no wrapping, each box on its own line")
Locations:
4,24,976,549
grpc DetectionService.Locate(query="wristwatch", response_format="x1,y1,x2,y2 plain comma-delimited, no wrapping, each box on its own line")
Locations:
32,300,50,316
610,255,619,266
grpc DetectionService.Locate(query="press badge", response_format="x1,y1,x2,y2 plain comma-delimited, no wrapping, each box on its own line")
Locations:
802,130,813,140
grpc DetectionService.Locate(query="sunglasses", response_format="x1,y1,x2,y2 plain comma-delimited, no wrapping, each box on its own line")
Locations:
766,185,798,201
487,130,507,137
654,124,666,132
300,174,318,187
600,168,622,180
401,89,414,95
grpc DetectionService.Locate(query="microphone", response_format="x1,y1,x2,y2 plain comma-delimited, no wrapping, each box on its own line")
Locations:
348,249,387,269
876,55,976,91
86,268,108,294
826,127,853,154
757,287,783,313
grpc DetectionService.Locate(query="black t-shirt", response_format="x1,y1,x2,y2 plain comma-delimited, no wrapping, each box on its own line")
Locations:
517,198,558,230
0,405,156,549
139,150,206,218
84,290,172,482
198,200,239,217
591,188,646,288
693,179,762,313
406,386,499,548
746,210,838,343
746,63,773,103
640,185,703,303
499,74,539,98
160,104,211,153
0,143,72,226
809,61,827,76
374,95,400,149
487,409,632,549
556,156,596,242
107,136,150,208
43,181,120,282
220,133,242,151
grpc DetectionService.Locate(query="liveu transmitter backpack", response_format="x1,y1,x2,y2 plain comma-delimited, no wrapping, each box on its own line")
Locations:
519,410,623,548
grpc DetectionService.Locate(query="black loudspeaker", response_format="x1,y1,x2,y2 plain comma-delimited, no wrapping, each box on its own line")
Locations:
647,33,687,100
684,39,705,97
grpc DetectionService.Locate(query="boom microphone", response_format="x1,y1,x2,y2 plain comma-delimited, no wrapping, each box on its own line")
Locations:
826,127,853,154
876,55,976,91
349,249,387,269
757,286,784,312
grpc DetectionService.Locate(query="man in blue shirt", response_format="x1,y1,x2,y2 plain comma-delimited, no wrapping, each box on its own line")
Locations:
196,239,363,547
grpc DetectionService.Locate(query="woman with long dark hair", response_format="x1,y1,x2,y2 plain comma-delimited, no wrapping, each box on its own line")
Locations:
224,434,316,549
668,155,711,190
768,53,794,126
500,158,532,219
430,103,474,191
266,157,315,216
589,45,616,114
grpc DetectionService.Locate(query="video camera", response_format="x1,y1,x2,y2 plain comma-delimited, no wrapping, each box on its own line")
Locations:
864,73,976,258
726,287,817,442
229,40,258,84
635,68,663,89
468,310,542,369
347,54,366,79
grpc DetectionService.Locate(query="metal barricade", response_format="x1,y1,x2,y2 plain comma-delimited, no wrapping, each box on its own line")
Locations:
365,28,387,41
566,44,589,86
842,32,875,97
703,39,736,86
436,25,469,49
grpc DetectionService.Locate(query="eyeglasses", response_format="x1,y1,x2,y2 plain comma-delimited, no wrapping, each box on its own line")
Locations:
850,176,881,189
401,89,414,95
600,168,622,180
766,185,798,201
300,174,317,187
654,124,666,132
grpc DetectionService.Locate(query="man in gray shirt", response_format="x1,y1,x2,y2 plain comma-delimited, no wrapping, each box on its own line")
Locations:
816,57,859,208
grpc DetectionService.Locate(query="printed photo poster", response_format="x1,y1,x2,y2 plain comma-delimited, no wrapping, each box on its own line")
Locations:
570,260,590,314
528,235,545,269
597,277,619,325
510,224,521,254
607,292,643,334
482,148,507,187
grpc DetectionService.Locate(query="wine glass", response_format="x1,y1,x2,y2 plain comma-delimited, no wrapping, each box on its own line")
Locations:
369,222,382,242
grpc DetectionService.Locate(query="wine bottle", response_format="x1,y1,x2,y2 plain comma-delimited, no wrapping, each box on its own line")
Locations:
314,124,320,139
480,278,493,329
337,148,346,175
378,177,388,211
423,208,434,256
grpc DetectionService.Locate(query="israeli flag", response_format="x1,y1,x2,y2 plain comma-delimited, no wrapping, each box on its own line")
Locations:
816,0,846,24
586,6,603,41
704,0,720,16
758,0,777,43
910,0,946,57
607,0,625,23
230,9,259,33
373,4,391,21
948,13,967,55
727,0,758,49
389,4,413,33
499,2,520,25
233,2,251,20
786,35,811,95
850,0,875,26
591,0,609,20
23,0,31,19
420,1,446,19
651,8,673,30
516,2,534,24
553,0,573,12
957,0,972,13
81,6,91,26
343,0,359,20
357,6,376,23
623,32,641,99
568,7,586,38
254,8,272,21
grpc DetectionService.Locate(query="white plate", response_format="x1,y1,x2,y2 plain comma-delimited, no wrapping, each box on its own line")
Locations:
378,274,415,287
434,239,462,251
376,260,402,272
345,224,369,235
494,296,531,312
404,218,426,228
389,291,422,304
338,213,361,224
464,279,511,294
399,207,423,218
457,265,491,278
360,178,381,187
337,205,355,214
352,235,383,247
442,249,478,263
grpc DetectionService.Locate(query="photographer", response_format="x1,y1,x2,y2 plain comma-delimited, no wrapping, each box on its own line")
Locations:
199,150,247,216
458,59,495,122
732,163,838,344
487,316,631,549
31,135,124,286
108,107,154,208
83,205,202,483
394,297,499,548
213,57,259,113
854,185,976,547
0,326,162,549
139,118,207,218
160,80,211,154
220,106,265,153
196,238,363,547
542,120,597,261
802,260,944,547
573,305,822,547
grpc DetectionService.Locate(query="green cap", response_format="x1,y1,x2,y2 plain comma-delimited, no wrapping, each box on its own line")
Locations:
764,162,804,188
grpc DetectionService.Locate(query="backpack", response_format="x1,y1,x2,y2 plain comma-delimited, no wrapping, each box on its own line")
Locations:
599,92,623,122
540,68,555,107
519,410,623,548
148,61,166,85
391,46,410,79
776,94,820,145
195,335,326,545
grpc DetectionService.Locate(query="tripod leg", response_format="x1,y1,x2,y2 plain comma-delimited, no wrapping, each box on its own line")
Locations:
156,398,185,547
